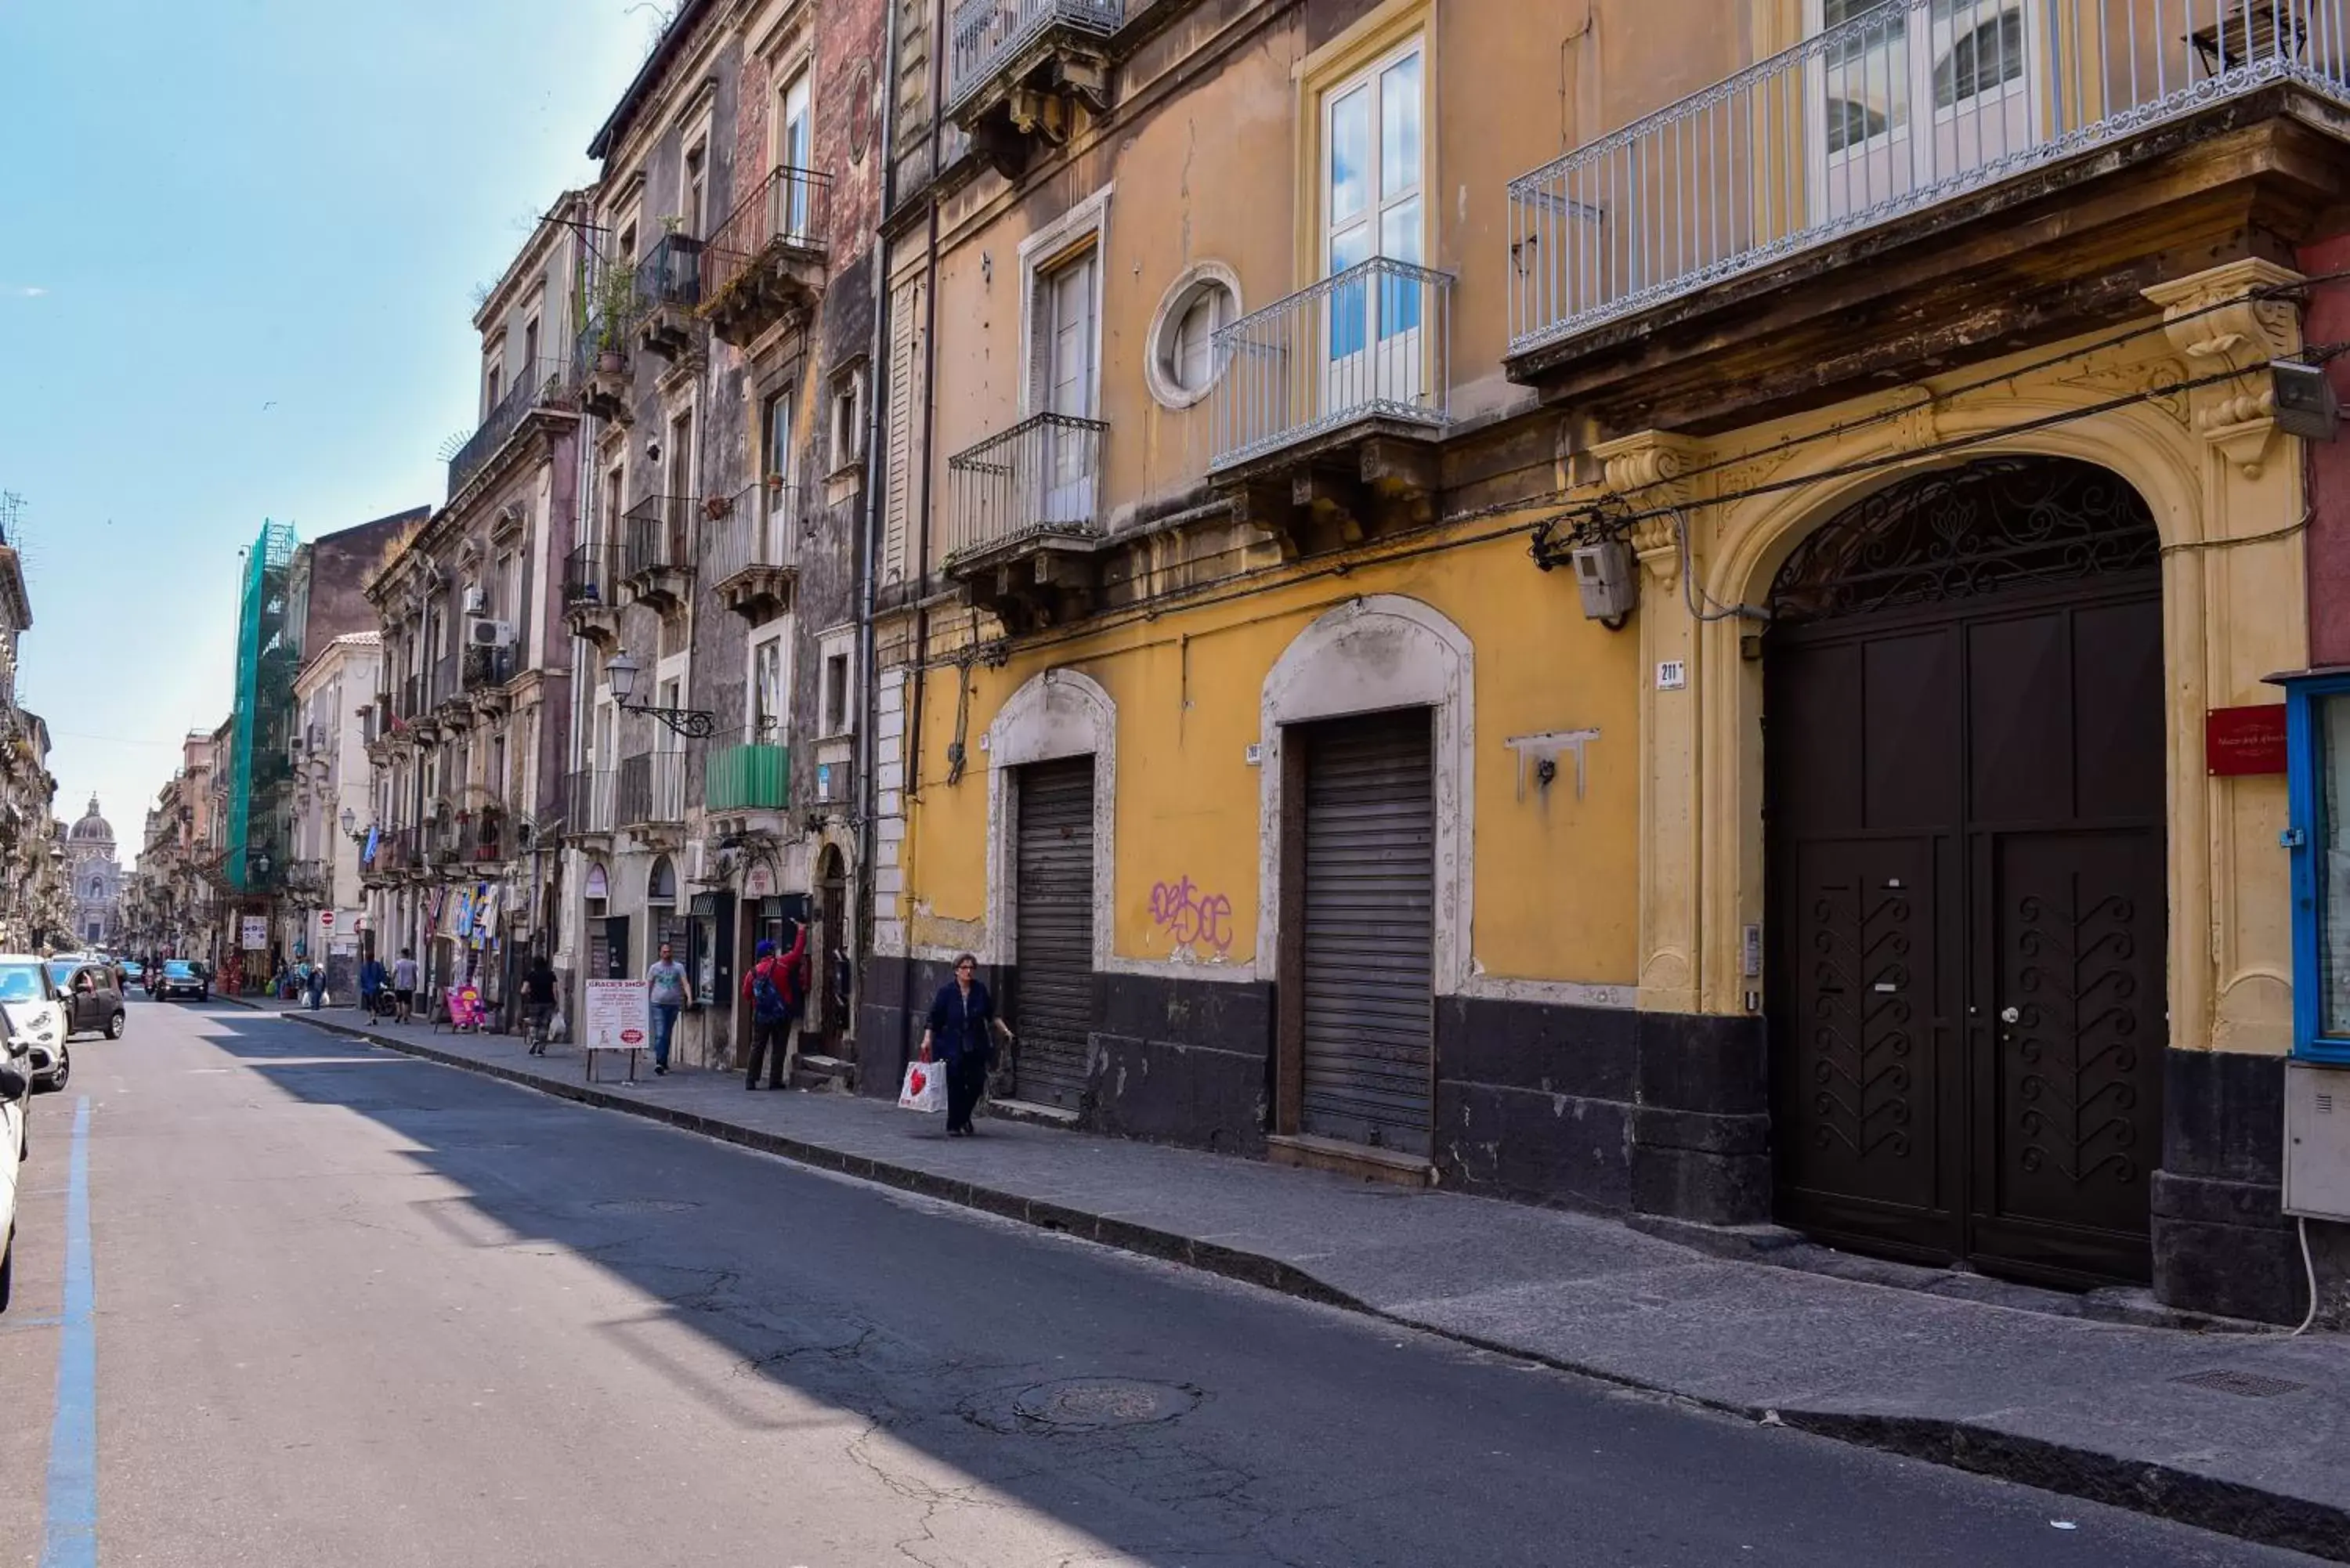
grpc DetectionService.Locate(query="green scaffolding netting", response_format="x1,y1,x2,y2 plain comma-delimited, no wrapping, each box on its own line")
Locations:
225,520,298,894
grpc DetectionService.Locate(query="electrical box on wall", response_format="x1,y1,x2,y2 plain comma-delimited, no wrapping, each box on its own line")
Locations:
2285,1061,2350,1222
1571,540,1638,626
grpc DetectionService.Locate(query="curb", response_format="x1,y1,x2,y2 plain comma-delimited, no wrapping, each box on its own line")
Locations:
248,1003,2350,1562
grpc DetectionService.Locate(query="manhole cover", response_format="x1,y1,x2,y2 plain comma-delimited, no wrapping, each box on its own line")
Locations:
2173,1368,2308,1399
998,1378,1201,1433
588,1198,700,1214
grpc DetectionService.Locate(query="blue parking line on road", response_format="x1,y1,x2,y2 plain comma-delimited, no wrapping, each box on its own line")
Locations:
39,1097,95,1568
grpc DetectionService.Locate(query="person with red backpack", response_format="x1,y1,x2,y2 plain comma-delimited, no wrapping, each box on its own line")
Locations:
741,919,807,1090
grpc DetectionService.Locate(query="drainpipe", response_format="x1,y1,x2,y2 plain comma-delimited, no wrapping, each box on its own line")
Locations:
858,1,906,1028
895,9,950,1069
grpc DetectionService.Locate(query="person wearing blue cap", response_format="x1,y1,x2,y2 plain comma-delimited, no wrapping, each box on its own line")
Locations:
741,920,807,1089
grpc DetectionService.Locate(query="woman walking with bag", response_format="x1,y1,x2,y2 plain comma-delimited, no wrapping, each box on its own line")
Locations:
917,953,1013,1137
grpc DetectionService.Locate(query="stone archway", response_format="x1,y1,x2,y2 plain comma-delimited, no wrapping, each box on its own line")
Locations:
1759,456,2168,1285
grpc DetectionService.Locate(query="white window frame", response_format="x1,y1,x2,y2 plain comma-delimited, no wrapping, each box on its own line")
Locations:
679,122,713,240
1015,186,1114,421
815,624,857,739
827,363,866,475
483,333,508,416
746,619,792,744
1144,262,1243,411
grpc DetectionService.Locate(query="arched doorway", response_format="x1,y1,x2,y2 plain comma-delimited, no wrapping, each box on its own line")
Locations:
1764,457,2167,1287
815,844,848,1054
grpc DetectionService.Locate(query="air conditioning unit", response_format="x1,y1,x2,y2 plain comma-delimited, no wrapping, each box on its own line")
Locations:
462,585,487,616
466,618,515,649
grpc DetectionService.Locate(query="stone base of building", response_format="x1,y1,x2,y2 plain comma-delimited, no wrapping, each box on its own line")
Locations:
1433,996,1771,1224
856,957,1768,1223
1086,974,1274,1158
2152,1046,2315,1324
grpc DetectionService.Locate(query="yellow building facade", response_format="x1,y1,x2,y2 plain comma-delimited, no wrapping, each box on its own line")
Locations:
859,0,2350,1318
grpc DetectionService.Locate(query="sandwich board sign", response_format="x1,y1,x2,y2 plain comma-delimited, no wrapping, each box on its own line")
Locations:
582,978,649,1082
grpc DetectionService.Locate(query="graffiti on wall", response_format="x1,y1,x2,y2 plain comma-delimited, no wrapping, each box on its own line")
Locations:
1149,876,1235,957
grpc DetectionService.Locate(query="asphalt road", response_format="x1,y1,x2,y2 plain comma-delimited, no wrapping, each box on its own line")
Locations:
0,997,2330,1568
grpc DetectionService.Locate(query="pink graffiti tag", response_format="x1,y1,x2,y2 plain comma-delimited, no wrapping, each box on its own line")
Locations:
1149,876,1235,956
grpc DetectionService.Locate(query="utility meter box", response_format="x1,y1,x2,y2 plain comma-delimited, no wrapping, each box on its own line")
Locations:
1571,540,1638,623
2284,1060,2350,1222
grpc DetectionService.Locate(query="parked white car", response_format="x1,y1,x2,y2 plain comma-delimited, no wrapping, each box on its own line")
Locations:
0,1035,30,1311
0,954,71,1092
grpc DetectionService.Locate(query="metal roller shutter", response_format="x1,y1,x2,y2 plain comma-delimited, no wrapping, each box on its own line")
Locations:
1300,711,1435,1156
1014,757,1097,1111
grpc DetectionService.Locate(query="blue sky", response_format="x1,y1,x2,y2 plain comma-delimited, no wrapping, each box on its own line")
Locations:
0,0,654,862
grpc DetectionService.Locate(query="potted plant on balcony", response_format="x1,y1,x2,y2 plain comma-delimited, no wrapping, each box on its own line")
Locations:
703,493,732,521
591,264,638,374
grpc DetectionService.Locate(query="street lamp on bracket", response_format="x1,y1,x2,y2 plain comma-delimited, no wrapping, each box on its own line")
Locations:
606,649,716,740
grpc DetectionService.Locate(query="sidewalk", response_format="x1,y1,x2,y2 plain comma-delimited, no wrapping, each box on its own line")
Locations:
236,998,2350,1559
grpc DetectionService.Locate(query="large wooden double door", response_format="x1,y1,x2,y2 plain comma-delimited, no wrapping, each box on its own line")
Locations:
1765,458,2167,1286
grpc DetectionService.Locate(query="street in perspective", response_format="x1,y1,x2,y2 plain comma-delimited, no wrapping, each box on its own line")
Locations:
13,0,2350,1563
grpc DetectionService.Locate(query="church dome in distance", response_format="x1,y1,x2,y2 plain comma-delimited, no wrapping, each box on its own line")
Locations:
69,795,112,843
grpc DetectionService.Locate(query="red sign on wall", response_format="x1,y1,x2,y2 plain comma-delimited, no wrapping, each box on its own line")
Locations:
2207,705,2290,776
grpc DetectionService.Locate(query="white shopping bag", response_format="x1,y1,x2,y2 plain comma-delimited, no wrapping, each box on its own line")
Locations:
898,1059,945,1114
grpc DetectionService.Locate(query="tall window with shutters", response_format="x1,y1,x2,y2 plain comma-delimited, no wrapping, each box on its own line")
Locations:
880,273,926,584
1031,245,1100,525
1322,41,1423,403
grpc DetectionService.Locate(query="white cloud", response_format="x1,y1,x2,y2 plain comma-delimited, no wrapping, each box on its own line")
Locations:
7,287,47,298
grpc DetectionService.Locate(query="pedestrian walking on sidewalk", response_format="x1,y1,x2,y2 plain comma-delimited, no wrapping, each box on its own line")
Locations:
306,959,327,1011
741,920,808,1090
645,941,692,1076
358,952,387,1021
919,953,1013,1137
391,948,420,1024
522,952,557,1054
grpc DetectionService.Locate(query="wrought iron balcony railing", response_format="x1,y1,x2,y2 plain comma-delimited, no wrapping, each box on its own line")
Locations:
700,167,831,301
694,168,830,345
562,544,615,607
705,744,790,812
1210,257,1454,470
563,768,616,835
635,231,703,310
448,356,573,497
462,643,515,691
620,496,699,581
616,751,687,826
1507,0,2350,355
946,0,1124,113
707,486,803,581
946,413,1108,562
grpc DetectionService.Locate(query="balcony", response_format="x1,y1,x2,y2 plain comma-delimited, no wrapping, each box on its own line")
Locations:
634,233,704,360
705,743,790,813
447,357,575,500
707,485,801,622
464,804,507,865
561,544,623,649
616,751,686,830
946,0,1123,177
944,413,1108,629
619,496,698,615
1208,257,1452,548
462,641,515,706
699,168,831,347
1502,0,2350,426
573,305,636,424
564,768,617,838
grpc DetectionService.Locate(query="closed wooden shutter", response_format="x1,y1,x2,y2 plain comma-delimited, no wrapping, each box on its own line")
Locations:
880,274,926,587
1014,757,1097,1111
1299,710,1435,1157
